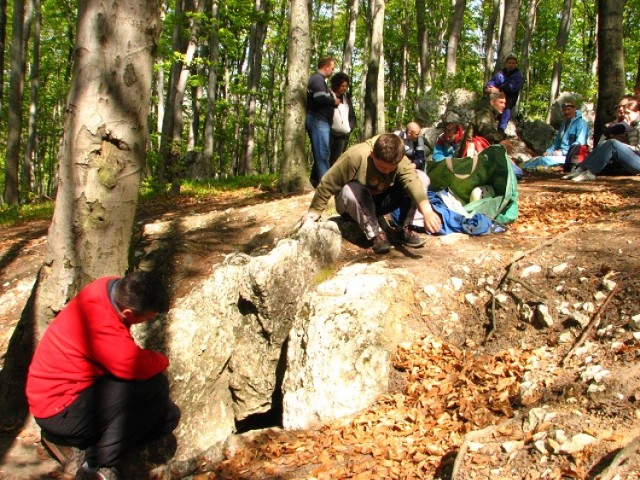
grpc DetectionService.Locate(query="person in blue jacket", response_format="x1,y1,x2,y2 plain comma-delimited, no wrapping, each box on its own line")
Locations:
432,122,464,162
485,53,523,132
523,98,590,170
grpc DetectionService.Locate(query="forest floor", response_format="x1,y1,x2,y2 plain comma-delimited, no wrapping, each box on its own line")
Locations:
1,170,640,479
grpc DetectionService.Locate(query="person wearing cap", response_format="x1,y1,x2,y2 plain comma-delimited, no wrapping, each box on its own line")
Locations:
485,53,523,132
522,97,589,170
26,271,180,480
300,133,442,254
393,122,427,170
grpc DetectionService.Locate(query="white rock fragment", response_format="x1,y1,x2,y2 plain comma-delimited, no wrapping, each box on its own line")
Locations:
534,440,549,454
451,277,463,291
570,311,590,328
495,293,509,304
521,265,542,278
535,304,554,328
579,277,589,284
467,441,484,452
501,440,524,453
552,263,568,274
465,293,478,305
629,314,640,331
558,433,597,455
601,278,617,291
423,285,438,297
558,332,574,344
520,303,534,323
594,291,607,302
581,365,610,383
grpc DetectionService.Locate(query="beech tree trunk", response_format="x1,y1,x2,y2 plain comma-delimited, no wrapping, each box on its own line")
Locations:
445,0,466,77
3,0,27,205
395,0,409,126
363,0,385,138
278,0,310,193
0,0,161,428
341,0,358,74
415,0,430,94
594,0,626,144
519,0,538,104
484,0,501,83
240,0,270,175
546,0,573,122
202,0,219,178
495,0,521,72
23,0,41,196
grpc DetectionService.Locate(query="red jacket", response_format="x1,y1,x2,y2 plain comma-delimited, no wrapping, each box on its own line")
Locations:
26,277,169,418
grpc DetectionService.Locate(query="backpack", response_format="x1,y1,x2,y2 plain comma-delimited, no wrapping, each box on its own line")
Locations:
426,144,519,224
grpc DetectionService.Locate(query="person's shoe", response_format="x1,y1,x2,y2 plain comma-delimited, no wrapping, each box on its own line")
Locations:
562,166,585,179
371,232,390,254
74,464,95,480
395,226,426,248
571,170,597,182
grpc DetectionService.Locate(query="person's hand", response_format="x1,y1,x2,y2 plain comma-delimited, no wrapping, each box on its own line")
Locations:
553,150,562,156
301,211,320,225
466,143,476,158
486,86,500,94
422,209,442,234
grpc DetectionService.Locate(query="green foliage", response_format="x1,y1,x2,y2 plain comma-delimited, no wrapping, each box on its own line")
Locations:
0,201,54,226
139,173,278,200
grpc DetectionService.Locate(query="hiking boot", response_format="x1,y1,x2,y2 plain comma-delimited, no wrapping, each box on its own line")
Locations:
562,167,585,179
371,232,390,254
571,170,596,182
95,466,122,480
395,226,425,248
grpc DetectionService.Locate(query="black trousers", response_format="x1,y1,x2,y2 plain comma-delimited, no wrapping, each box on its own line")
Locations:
36,374,180,468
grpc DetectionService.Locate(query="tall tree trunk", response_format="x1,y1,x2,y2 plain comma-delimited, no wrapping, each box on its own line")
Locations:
495,0,521,72
363,0,384,138
395,0,409,126
415,0,430,94
158,0,202,192
23,0,41,197
594,0,626,144
445,0,466,77
341,0,358,74
3,0,27,205
0,0,161,428
278,0,310,193
546,0,573,122
484,0,501,82
0,0,7,108
240,0,270,175
202,0,219,178
519,0,538,107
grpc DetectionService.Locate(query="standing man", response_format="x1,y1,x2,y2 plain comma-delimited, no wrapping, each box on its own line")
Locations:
301,133,442,254
485,53,523,132
26,271,180,480
307,57,339,187
394,122,426,170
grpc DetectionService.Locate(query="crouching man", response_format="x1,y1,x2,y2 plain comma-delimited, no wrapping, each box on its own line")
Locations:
301,133,442,254
26,271,180,480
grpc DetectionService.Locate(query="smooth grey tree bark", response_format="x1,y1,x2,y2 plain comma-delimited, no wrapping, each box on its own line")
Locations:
341,0,358,74
546,0,573,122
415,0,430,94
495,0,521,72
483,0,501,82
278,0,311,193
363,0,385,138
445,0,466,77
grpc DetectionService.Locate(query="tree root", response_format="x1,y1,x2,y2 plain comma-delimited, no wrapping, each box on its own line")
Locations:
596,434,640,480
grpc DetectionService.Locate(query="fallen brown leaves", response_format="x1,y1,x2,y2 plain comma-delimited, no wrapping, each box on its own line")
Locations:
209,336,533,479
511,190,627,236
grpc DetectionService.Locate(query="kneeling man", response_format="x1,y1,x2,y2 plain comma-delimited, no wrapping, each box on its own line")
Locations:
302,133,442,254
26,271,180,480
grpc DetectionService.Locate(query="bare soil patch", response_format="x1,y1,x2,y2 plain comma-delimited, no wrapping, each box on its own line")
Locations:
1,172,640,479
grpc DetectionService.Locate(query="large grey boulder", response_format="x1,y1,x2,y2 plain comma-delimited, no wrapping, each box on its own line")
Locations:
133,221,342,465
282,262,416,429
520,120,556,155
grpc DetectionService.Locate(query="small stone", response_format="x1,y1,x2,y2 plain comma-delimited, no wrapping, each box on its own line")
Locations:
534,304,553,328
601,278,617,291
534,439,549,454
522,265,542,278
501,440,524,453
552,263,568,274
465,293,478,305
594,291,607,302
629,314,640,331
495,293,508,304
558,433,596,454
451,277,463,291
558,332,574,344
520,304,534,323
423,285,438,297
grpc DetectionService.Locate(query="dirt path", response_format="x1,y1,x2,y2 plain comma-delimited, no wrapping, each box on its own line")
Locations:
1,173,640,479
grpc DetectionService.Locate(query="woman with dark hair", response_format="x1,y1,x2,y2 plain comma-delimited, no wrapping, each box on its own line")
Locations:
329,72,357,165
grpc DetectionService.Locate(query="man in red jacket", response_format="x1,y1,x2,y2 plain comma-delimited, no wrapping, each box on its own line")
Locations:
26,271,180,480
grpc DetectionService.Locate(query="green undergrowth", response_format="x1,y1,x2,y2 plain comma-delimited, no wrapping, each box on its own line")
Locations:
0,174,279,228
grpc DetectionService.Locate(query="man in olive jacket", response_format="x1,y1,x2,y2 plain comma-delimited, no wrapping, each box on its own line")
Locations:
301,133,442,254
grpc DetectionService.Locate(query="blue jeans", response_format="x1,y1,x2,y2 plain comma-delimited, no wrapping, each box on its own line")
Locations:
306,113,331,186
582,139,640,175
